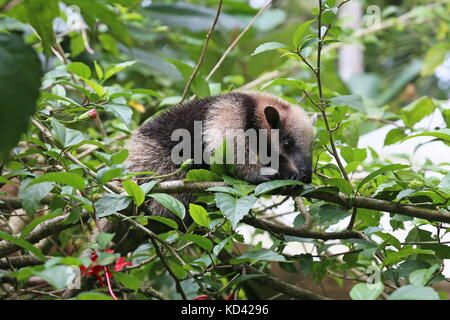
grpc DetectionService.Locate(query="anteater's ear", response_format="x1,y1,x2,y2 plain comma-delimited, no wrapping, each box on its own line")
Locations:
264,106,280,129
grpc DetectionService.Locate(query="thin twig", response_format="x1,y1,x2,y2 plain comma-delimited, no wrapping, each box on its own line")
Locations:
180,0,223,103
205,0,272,81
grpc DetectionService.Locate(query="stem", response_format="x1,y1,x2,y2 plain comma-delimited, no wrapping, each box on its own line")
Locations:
180,0,223,103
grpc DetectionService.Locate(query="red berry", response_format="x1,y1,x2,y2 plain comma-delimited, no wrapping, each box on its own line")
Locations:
194,294,210,300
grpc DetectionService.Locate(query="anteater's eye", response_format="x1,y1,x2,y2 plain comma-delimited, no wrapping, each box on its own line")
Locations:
284,140,294,148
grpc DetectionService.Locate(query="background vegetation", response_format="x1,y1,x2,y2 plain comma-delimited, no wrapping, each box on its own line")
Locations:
0,0,449,300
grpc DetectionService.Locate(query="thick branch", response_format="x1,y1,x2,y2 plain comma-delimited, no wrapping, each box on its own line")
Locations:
242,216,363,240
151,180,450,224
0,214,87,258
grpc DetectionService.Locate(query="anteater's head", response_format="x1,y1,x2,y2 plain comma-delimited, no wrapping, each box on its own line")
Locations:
251,92,316,183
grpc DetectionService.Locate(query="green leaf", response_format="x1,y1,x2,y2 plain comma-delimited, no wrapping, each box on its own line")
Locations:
27,172,85,190
111,149,129,164
421,42,450,77
206,186,243,197
298,253,313,276
254,180,303,196
189,204,211,228
357,164,409,190
326,178,353,195
67,62,92,79
329,95,364,112
9,0,59,56
122,180,145,206
97,167,124,185
350,283,384,300
50,118,85,147
409,265,440,286
0,231,45,261
401,96,436,128
95,194,132,218
97,232,115,249
148,193,185,219
103,104,133,129
438,172,450,189
214,193,257,229
20,211,63,239
0,33,42,161
184,169,221,182
166,59,210,97
113,272,141,291
104,61,136,81
76,292,114,300
34,265,77,289
94,61,104,81
384,128,407,146
226,274,268,288
147,216,178,230
19,180,53,215
292,20,315,49
388,285,440,300
180,234,213,251
382,248,435,267
251,42,286,56
401,129,450,143
230,250,287,264
340,147,367,164
260,78,305,91
140,181,159,195
82,78,105,97
64,0,133,46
